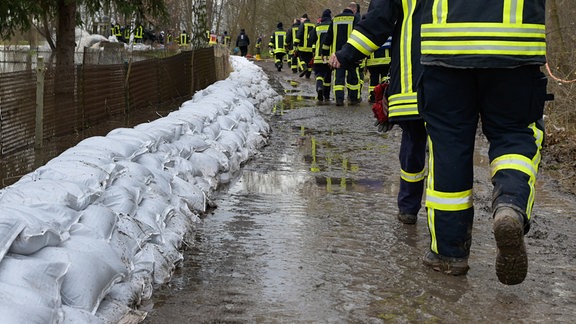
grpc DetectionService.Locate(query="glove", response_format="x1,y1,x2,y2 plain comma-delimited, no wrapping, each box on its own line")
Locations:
371,81,393,132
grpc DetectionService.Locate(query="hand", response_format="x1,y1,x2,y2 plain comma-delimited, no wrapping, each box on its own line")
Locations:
328,54,341,69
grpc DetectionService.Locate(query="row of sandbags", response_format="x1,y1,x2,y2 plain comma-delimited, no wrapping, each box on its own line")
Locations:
0,57,280,323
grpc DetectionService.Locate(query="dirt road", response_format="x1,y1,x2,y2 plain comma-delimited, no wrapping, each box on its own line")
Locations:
141,60,576,323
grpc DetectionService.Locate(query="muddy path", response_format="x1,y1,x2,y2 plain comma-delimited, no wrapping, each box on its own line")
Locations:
141,60,576,323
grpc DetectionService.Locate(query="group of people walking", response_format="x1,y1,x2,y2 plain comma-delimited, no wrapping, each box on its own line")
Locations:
270,0,549,287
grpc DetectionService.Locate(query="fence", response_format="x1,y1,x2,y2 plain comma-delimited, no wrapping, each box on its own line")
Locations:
0,46,230,157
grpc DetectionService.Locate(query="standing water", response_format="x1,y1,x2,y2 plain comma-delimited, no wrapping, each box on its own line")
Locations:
141,61,576,323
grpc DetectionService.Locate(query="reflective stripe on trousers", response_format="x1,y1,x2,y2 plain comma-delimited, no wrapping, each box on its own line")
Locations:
418,65,546,258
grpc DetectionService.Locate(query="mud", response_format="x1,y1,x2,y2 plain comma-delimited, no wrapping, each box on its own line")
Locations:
140,60,576,323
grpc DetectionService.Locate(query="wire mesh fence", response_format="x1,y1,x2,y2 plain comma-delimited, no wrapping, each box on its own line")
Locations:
0,46,229,156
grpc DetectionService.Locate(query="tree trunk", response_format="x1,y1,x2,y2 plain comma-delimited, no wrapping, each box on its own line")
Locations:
546,0,570,76
54,0,78,135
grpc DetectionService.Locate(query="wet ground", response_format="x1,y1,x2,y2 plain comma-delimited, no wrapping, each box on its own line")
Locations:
140,60,576,323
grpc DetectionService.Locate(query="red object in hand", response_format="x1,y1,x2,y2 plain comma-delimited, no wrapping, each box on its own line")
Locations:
372,81,389,123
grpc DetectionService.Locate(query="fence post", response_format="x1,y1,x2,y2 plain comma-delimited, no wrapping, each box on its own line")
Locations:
35,56,45,149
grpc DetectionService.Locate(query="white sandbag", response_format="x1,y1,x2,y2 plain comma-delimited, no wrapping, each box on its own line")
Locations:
76,136,148,160
188,150,222,179
167,109,205,134
164,155,203,181
217,129,246,154
216,115,239,131
0,254,68,309
0,302,62,324
94,298,147,324
133,196,176,244
79,205,118,240
62,305,106,324
134,122,179,144
6,203,81,255
202,121,222,141
170,176,206,213
108,230,140,269
35,230,127,314
157,142,188,159
115,213,159,247
180,101,222,122
106,127,159,153
175,133,211,153
27,161,112,194
132,151,169,172
0,178,99,211
0,217,25,262
97,184,142,216
203,147,230,172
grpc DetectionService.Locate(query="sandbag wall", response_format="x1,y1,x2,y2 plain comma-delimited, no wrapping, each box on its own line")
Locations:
0,57,281,323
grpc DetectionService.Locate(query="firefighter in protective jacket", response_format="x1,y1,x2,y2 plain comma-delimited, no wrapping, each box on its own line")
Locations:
331,0,427,228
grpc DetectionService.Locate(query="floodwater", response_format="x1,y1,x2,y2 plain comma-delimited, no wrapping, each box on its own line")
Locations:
140,61,576,323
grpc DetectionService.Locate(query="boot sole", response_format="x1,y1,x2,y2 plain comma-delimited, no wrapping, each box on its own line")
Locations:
494,210,527,285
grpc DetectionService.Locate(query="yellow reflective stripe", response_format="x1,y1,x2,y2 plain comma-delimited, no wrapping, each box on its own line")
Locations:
389,93,418,117
400,0,417,94
421,23,545,38
428,207,438,253
421,40,546,56
426,188,474,211
491,154,537,179
389,93,417,105
504,0,524,24
348,30,379,56
431,0,448,24
366,56,391,66
334,85,345,91
426,134,435,189
347,83,361,91
401,168,427,183
426,133,438,252
527,122,543,218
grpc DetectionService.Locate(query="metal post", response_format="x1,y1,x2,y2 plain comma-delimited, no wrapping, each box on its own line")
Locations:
35,56,45,149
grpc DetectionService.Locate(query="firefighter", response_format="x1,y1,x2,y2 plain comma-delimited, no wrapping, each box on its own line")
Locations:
285,19,301,73
222,31,231,47
329,0,428,248
322,2,360,106
269,22,287,71
309,9,333,103
134,24,144,43
417,0,548,285
112,23,122,41
209,30,218,46
123,25,131,43
294,13,315,79
180,30,189,46
255,35,263,60
365,37,391,103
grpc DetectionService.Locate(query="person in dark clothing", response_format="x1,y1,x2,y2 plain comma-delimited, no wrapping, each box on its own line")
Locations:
322,2,360,106
269,22,287,71
294,13,315,79
236,29,250,57
309,9,333,103
285,19,302,73
329,0,427,240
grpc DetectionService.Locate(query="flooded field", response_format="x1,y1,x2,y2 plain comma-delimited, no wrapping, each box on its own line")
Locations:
141,61,576,323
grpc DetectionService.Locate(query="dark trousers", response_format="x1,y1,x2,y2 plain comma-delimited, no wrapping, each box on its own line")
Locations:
334,65,359,102
397,120,427,215
367,64,390,100
314,63,332,99
298,51,313,78
239,46,248,56
418,65,547,258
